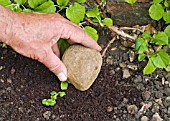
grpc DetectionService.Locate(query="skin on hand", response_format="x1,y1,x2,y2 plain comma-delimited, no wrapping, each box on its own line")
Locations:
5,10,101,81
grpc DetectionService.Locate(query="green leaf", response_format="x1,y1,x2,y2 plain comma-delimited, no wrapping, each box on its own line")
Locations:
58,92,66,97
86,5,100,18
153,32,169,45
143,57,157,74
138,53,146,61
149,3,164,21
153,0,163,3
135,38,148,54
153,49,170,68
66,2,85,24
164,0,170,7
164,25,170,37
56,0,68,7
163,10,170,24
57,39,70,56
42,99,56,106
142,32,151,39
103,18,113,27
76,0,86,3
60,82,68,90
23,8,32,12
84,26,99,41
6,5,22,12
28,0,47,8
124,0,137,4
34,0,56,13
50,95,57,100
50,91,57,96
0,0,11,6
14,0,27,5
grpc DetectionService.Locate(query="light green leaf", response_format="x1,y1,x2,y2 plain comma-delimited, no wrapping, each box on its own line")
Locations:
103,18,113,27
153,0,163,3
0,0,11,6
143,57,157,74
142,32,151,39
84,26,99,41
58,92,66,97
163,10,170,24
23,8,32,12
50,91,57,96
56,0,68,7
34,0,56,13
60,82,68,90
138,53,146,61
28,0,47,8
14,0,27,5
149,3,164,20
6,5,22,12
76,0,86,3
164,0,170,7
125,0,137,4
135,38,148,54
86,5,100,18
164,25,170,37
42,99,56,106
153,49,170,68
66,2,85,24
153,32,169,45
57,39,70,56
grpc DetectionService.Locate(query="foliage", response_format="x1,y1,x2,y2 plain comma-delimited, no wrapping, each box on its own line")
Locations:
42,82,68,106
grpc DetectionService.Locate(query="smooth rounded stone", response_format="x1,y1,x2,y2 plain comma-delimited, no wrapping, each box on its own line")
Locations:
164,88,170,96
163,96,170,107
142,91,151,101
127,105,138,114
168,107,170,114
123,69,131,79
43,111,51,120
141,116,149,121
154,91,163,99
62,45,102,91
151,113,163,121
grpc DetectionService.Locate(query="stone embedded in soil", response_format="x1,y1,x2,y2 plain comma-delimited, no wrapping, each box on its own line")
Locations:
62,45,102,91
151,113,163,121
141,116,149,121
127,104,138,114
43,111,51,120
123,69,131,79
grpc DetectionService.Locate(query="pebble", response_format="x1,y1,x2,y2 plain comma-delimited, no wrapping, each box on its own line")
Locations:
7,78,12,83
43,111,51,120
151,113,163,121
141,116,149,121
164,88,170,96
163,96,170,107
106,106,113,112
154,91,163,99
127,104,138,114
123,69,131,79
106,56,114,65
168,107,170,114
10,67,15,74
134,75,143,83
119,62,127,68
129,50,135,62
151,103,160,113
127,64,138,70
142,91,151,101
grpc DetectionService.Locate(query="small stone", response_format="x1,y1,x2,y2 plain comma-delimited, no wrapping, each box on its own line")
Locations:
10,67,15,74
43,111,51,120
155,91,163,99
0,79,4,83
142,91,151,101
134,75,142,83
129,50,135,62
127,104,138,114
168,107,170,114
106,106,113,112
123,69,131,79
119,62,127,68
7,78,12,83
106,56,113,65
141,116,149,121
62,45,102,91
151,113,163,121
0,66,3,70
151,103,159,113
163,96,170,107
165,65,170,72
127,64,138,70
164,88,170,96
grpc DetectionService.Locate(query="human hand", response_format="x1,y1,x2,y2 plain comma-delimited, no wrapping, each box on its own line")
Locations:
5,11,101,81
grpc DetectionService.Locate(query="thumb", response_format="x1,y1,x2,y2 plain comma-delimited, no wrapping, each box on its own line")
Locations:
40,48,67,81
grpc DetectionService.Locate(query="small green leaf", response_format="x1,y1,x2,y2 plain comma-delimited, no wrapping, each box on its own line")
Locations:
23,8,32,12
57,39,70,56
86,5,100,18
42,99,56,106
34,0,56,13
0,0,11,6
149,3,164,21
153,32,169,45
58,92,66,97
84,26,99,41
56,0,68,7
142,32,151,39
50,95,57,100
60,82,68,90
76,0,86,3
138,53,146,61
66,2,85,24
143,57,157,74
153,0,163,3
135,38,148,54
124,0,137,4
163,10,170,24
6,5,22,12
102,18,113,27
50,91,57,96
28,0,47,8
164,25,170,37
14,0,27,5
153,49,170,68
164,0,170,7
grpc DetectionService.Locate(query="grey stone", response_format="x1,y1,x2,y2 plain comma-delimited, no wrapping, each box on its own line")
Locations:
168,107,170,115
123,69,131,79
142,91,151,101
163,96,170,107
151,113,163,121
141,116,149,121
127,104,138,114
62,45,102,91
154,91,163,99
164,88,170,96
43,111,51,120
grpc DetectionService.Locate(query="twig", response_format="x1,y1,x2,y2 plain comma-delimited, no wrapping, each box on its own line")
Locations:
102,37,116,57
119,27,144,33
109,26,137,41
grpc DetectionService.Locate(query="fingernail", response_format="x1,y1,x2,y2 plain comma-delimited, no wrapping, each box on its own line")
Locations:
57,72,67,81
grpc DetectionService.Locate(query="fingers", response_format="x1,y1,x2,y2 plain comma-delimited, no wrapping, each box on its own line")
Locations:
61,21,102,51
40,48,67,81
52,43,60,57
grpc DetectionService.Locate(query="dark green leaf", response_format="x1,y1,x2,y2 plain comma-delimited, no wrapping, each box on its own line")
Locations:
84,26,99,41
135,38,148,54
138,53,146,61
57,39,70,56
143,57,157,74
58,92,66,97
56,0,68,7
28,0,47,8
163,10,170,24
149,3,164,20
66,2,85,24
60,82,68,90
86,5,100,18
14,0,27,5
76,0,86,3
142,31,151,39
124,0,137,4
0,0,11,6
164,25,170,37
153,49,170,68
103,18,113,27
153,32,169,45
34,0,56,13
